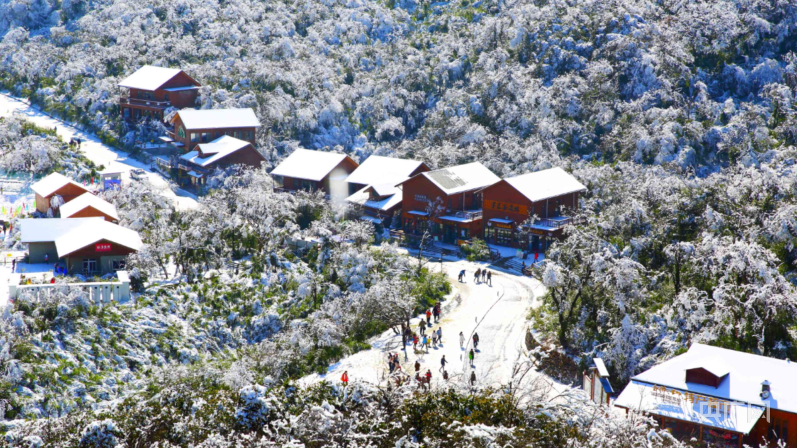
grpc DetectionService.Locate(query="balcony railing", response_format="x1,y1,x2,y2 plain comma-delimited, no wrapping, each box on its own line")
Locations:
525,216,580,229
445,210,483,221
120,97,172,109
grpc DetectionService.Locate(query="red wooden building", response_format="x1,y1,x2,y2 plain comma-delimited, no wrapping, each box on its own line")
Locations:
30,173,91,214
59,192,120,222
271,149,359,198
118,66,201,122
168,108,260,152
177,135,266,189
397,162,500,244
480,167,586,252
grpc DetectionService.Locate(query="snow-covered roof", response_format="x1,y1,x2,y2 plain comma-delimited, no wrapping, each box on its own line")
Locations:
502,167,587,202
59,193,119,221
346,186,403,212
617,343,797,415
175,108,261,130
271,149,352,182
415,162,500,195
180,136,257,168
20,218,142,257
489,218,513,224
30,173,88,198
345,156,426,189
614,381,764,435
594,358,610,378
118,66,192,91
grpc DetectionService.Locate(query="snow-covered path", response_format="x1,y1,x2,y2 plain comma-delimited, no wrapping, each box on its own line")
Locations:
301,259,554,391
0,92,198,210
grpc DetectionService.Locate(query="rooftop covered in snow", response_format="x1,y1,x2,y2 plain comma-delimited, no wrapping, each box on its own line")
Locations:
117,65,199,91
271,149,354,182
30,173,88,198
345,156,427,189
502,167,587,202
20,218,142,257
59,193,120,221
346,186,403,212
407,162,500,195
180,136,257,168
174,108,261,130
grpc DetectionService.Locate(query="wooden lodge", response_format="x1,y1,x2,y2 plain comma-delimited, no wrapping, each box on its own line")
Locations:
59,192,120,222
31,173,91,214
397,162,500,245
176,136,266,188
480,167,586,253
118,66,201,122
270,149,359,198
167,108,260,152
614,344,797,448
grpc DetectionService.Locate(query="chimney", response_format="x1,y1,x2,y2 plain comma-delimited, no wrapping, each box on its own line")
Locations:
760,380,771,400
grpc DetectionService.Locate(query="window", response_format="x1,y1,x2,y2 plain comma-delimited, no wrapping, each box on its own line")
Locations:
83,259,98,275
191,132,200,143
137,91,153,100
201,132,211,143
112,260,126,271
164,93,170,102
460,228,469,239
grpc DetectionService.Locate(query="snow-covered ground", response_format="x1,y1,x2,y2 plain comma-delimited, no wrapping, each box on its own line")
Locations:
0,92,198,211
300,258,558,392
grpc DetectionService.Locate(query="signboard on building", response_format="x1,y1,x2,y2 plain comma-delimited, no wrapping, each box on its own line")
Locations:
485,200,527,215
95,243,112,252
414,194,430,203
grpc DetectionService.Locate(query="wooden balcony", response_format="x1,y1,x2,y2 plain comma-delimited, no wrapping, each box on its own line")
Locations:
120,97,172,109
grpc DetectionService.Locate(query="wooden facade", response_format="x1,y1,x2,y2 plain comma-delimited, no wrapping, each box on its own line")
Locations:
64,205,118,222
399,175,485,245
177,143,266,189
120,71,200,122
481,179,580,252
35,183,90,213
650,410,797,448
169,114,257,152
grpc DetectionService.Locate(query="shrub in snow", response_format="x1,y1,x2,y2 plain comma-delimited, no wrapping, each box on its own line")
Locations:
79,419,121,448
235,385,274,429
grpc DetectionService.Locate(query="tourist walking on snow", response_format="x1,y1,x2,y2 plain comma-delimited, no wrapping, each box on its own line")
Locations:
341,371,349,386
474,268,481,283
419,319,426,335
470,371,477,386
487,271,492,286
440,355,448,372
425,309,432,325
469,349,475,367
482,269,487,282
436,327,442,344
459,331,465,348
458,270,465,282
473,333,480,350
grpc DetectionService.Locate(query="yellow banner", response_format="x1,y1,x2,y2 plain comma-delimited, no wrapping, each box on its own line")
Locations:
485,200,527,215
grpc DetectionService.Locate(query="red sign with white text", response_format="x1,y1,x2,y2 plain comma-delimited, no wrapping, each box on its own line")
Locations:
95,243,111,252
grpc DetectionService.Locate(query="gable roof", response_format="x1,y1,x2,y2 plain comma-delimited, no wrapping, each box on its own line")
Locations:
502,167,587,202
174,108,261,130
20,218,142,257
118,65,198,91
619,343,797,415
346,186,403,212
411,162,500,195
180,136,261,168
30,173,89,198
59,193,120,221
345,156,426,189
270,149,354,182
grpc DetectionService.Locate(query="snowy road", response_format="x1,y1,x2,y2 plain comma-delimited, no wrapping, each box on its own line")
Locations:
301,259,555,391
0,92,198,210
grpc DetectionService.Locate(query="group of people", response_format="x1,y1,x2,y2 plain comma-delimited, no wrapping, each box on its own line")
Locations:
68,137,82,148
457,268,493,285
404,302,444,354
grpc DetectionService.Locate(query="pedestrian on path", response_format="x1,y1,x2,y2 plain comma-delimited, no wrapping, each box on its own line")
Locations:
469,349,475,367
440,355,448,372
534,252,539,263
422,335,429,353
425,309,432,326
415,360,421,373
458,270,465,282
487,271,492,286
482,269,487,282
470,371,476,386
413,334,419,351
436,327,442,344
341,371,349,386
474,268,481,283
473,333,480,350
419,319,426,336
459,331,465,348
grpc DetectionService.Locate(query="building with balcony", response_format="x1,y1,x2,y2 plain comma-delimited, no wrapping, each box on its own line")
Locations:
344,156,430,226
480,167,586,252
31,173,91,214
397,162,500,245
176,135,266,190
118,65,201,122
270,149,359,198
614,344,797,448
20,218,142,276
167,108,260,152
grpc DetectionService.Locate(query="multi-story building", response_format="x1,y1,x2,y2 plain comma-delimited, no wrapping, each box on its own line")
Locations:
118,65,201,122
176,135,266,189
168,108,260,152
397,162,500,244
31,173,90,214
270,149,359,198
480,167,586,252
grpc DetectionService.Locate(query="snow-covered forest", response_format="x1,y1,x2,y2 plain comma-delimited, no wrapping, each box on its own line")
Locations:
1,0,797,445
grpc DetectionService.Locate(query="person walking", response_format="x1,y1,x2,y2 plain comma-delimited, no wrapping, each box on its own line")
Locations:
459,331,465,348
413,333,419,351
534,252,539,263
341,371,349,386
422,335,429,353
470,371,476,387
443,370,449,381
433,303,440,323
425,309,432,326
436,327,442,344
439,355,448,372
458,270,465,282
482,269,487,282
12,258,16,272
474,268,481,283
487,271,492,286
419,319,426,336
473,333,480,350
468,349,475,367
415,360,421,373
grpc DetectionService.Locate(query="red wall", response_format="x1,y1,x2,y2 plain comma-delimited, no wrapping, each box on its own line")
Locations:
172,115,258,151
482,180,580,224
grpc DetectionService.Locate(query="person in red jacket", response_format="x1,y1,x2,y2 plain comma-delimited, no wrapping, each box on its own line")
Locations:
341,371,349,386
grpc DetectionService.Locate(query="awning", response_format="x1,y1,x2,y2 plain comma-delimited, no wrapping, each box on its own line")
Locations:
614,381,765,435
408,210,428,216
440,215,473,223
360,215,383,224
489,218,514,224
158,136,174,143
171,142,185,147
187,171,203,178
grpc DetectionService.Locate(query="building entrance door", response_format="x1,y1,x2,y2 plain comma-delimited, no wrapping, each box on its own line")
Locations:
444,225,457,243
83,259,98,275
